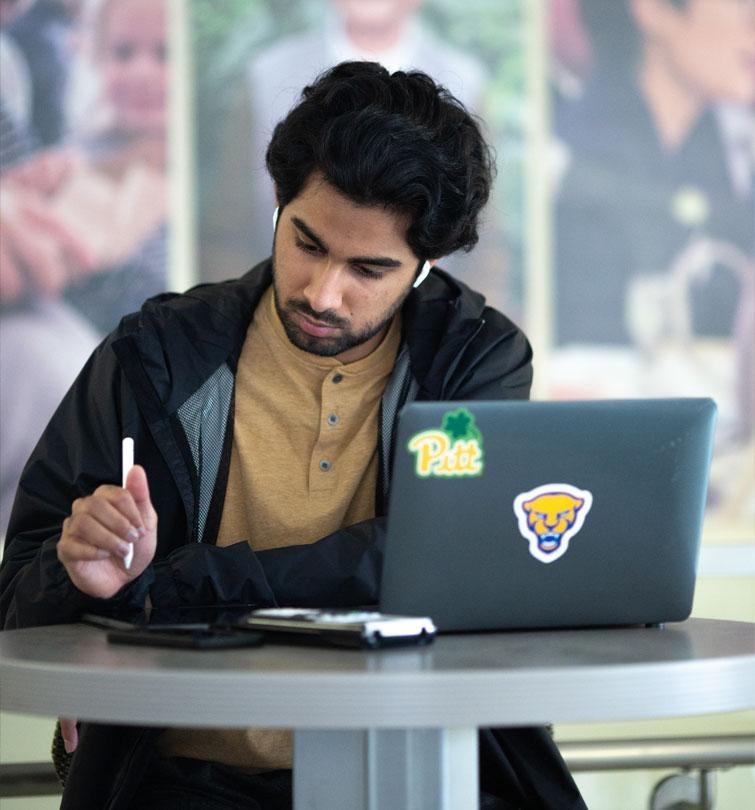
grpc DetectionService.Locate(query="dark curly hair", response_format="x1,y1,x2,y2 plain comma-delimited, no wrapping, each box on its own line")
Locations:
266,61,495,260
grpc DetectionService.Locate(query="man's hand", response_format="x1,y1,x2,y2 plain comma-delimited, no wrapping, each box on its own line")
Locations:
57,466,157,599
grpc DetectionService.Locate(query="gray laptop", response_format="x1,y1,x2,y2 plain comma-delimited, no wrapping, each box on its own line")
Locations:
380,399,716,631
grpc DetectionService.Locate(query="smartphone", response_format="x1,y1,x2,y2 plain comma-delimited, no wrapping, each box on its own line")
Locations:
82,611,265,649
106,626,265,649
82,604,258,631
236,608,437,649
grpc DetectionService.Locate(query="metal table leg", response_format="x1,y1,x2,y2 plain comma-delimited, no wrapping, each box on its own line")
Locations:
294,727,479,810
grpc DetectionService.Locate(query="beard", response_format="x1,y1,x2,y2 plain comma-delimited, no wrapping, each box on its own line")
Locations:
271,260,409,358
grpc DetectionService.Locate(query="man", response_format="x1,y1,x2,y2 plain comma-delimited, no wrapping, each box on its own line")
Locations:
0,62,584,809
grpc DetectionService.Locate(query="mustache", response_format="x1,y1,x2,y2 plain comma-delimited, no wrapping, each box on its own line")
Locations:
288,299,348,328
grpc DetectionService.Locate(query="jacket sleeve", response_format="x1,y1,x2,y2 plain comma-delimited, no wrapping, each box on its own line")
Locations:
148,518,385,611
0,338,152,629
0,336,317,626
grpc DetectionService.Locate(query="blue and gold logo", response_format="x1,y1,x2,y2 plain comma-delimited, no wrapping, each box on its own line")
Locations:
513,483,592,563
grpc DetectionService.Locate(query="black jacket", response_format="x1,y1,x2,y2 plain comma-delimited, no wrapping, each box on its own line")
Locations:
0,260,585,809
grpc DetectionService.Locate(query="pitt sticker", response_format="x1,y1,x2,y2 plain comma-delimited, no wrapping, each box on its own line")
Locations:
408,407,484,478
513,483,592,564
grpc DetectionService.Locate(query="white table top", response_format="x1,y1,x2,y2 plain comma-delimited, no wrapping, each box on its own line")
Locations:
1,618,753,729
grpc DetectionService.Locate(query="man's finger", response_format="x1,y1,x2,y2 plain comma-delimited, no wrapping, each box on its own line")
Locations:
125,466,157,529
71,495,142,542
89,486,145,534
67,512,135,557
57,534,114,564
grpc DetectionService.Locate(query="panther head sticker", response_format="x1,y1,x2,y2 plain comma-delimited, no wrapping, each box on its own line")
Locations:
513,483,592,564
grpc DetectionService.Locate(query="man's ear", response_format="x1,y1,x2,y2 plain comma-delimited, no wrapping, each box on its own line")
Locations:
273,189,283,232
413,261,431,288
413,259,440,289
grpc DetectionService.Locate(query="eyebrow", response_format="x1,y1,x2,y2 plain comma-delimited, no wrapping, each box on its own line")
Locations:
291,217,404,269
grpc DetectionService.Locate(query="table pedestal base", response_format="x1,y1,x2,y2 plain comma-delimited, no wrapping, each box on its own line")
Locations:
294,727,478,810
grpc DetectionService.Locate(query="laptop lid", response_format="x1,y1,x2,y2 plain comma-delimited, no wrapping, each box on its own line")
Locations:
380,399,716,631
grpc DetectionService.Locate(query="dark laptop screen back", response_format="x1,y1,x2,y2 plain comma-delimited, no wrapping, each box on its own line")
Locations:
380,399,716,631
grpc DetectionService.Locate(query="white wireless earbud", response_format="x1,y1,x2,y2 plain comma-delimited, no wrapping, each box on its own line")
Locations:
413,260,432,288
273,207,279,231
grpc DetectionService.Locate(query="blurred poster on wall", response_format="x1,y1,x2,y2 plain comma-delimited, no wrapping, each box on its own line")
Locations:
0,0,171,536
549,0,754,536
191,0,530,319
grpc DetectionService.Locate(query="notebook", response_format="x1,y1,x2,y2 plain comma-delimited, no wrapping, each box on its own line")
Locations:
380,399,716,631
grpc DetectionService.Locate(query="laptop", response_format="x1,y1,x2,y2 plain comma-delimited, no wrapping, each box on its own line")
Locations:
380,398,716,631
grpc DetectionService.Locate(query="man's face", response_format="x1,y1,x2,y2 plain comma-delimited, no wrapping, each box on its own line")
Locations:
635,0,755,105
272,173,424,364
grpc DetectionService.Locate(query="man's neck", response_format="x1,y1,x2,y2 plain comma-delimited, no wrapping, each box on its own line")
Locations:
638,46,704,151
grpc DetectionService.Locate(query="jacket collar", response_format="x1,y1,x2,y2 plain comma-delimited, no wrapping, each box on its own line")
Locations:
402,267,487,398
112,261,272,417
112,258,488,417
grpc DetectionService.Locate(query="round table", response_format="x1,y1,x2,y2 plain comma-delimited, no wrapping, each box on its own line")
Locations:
2,617,754,809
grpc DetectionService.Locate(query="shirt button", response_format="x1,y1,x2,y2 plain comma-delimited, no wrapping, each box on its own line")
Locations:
319,459,332,472
332,373,344,384
327,413,340,426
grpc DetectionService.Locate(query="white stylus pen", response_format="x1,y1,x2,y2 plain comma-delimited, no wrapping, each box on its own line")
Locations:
122,437,134,570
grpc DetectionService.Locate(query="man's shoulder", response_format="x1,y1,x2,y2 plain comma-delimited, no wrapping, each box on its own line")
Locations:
404,267,531,398
92,262,272,411
412,267,522,336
